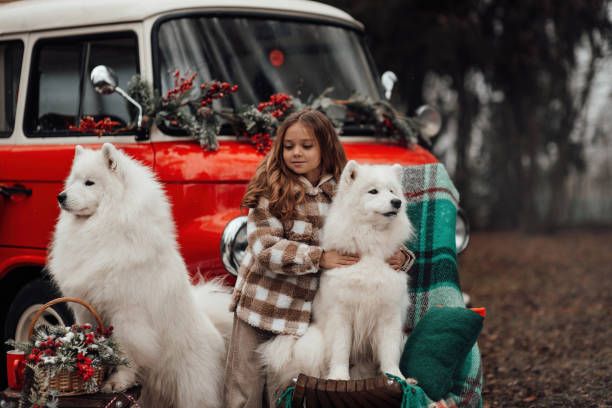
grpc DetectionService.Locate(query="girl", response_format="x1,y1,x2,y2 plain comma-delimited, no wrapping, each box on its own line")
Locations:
224,109,411,408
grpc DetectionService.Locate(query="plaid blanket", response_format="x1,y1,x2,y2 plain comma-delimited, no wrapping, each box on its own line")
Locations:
401,163,483,408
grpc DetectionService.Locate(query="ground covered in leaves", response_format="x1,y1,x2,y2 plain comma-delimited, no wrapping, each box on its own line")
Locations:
459,230,611,408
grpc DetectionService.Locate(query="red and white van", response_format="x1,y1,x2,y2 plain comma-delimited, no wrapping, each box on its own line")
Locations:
0,0,468,387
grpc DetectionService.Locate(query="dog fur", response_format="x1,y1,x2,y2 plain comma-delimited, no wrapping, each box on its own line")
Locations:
260,160,413,389
48,143,232,408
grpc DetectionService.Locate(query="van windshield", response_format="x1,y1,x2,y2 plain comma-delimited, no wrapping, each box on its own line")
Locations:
155,15,383,110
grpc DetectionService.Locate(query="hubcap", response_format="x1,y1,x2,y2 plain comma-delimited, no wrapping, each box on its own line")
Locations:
14,305,66,342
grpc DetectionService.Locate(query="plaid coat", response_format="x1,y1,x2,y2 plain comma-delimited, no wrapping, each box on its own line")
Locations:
230,174,336,336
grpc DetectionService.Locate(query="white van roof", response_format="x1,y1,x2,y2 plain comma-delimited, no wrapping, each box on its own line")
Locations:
0,0,362,35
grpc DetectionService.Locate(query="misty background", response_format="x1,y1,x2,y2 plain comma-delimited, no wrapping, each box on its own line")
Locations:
324,0,612,231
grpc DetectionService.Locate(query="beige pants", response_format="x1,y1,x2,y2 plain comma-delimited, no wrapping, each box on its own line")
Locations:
224,314,276,408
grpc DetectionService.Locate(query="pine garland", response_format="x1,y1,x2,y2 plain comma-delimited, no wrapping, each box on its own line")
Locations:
71,70,421,152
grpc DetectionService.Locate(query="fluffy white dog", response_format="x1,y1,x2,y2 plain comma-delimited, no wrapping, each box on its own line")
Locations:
260,160,413,388
48,143,232,408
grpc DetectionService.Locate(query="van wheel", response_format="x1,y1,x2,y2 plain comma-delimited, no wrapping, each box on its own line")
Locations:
2,279,74,388
4,279,74,341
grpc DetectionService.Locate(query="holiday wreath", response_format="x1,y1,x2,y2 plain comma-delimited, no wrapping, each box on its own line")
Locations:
70,70,421,154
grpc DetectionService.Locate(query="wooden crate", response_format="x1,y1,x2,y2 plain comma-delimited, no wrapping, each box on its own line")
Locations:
1,385,141,408
290,374,404,407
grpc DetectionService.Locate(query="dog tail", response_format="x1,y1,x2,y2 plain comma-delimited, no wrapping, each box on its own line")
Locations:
192,278,233,341
258,326,325,390
258,335,296,375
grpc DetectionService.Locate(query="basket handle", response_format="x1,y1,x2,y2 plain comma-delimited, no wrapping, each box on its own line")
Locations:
28,297,105,338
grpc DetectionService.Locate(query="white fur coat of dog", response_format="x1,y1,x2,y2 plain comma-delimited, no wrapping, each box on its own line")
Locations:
260,160,413,389
48,143,232,408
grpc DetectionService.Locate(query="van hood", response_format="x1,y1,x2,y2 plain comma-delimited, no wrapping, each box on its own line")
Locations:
152,140,438,182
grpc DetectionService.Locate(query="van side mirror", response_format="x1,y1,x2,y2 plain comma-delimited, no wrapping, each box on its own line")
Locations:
91,65,118,94
90,65,146,139
381,71,398,100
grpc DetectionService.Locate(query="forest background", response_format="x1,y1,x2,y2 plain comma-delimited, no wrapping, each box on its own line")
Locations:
324,0,612,231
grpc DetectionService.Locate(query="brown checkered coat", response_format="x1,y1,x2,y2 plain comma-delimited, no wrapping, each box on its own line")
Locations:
230,174,336,336
230,174,415,336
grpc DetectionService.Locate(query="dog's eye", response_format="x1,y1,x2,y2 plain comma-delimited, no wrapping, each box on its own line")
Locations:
85,180,95,186
368,189,378,194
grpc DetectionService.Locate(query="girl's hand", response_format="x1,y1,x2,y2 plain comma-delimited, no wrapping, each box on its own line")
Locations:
320,250,360,269
387,249,407,271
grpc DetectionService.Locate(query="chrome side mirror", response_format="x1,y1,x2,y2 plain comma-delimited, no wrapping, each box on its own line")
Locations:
91,65,118,95
381,71,398,100
90,65,143,131
415,105,442,139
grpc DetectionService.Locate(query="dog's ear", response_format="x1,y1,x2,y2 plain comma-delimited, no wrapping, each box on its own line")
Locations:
74,145,85,158
341,160,359,187
102,143,119,171
392,164,403,181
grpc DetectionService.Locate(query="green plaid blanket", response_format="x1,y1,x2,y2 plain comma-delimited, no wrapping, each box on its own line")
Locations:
402,163,483,408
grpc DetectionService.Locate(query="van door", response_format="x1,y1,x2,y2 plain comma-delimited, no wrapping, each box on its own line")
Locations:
0,30,153,251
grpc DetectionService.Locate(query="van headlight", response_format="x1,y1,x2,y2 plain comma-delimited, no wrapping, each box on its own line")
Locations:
455,207,470,254
220,216,248,276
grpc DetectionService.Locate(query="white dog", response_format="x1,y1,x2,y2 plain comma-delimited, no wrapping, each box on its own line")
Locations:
260,161,413,388
48,143,232,408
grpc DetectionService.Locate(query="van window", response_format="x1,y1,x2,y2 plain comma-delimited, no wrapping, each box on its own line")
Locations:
0,40,23,138
25,33,139,137
155,16,382,109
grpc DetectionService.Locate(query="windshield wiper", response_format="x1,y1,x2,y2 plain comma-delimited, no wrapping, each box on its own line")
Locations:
338,123,377,136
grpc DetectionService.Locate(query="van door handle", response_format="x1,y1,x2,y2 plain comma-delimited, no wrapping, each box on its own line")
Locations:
0,184,32,199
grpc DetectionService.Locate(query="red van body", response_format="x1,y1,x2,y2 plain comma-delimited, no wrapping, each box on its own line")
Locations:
0,0,443,387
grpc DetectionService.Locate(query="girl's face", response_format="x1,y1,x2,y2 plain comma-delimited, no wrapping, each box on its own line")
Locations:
283,122,322,184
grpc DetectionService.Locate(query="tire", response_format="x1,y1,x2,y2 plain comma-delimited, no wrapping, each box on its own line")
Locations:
1,279,74,389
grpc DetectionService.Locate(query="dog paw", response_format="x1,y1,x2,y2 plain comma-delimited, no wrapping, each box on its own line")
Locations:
406,377,418,385
101,370,136,393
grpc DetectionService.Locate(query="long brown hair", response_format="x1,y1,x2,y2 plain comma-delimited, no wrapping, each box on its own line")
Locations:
242,109,347,220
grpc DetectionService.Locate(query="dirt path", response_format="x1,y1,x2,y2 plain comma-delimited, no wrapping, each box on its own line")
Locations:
458,231,612,407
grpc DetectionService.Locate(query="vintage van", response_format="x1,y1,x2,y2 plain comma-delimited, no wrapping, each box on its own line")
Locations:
0,0,469,387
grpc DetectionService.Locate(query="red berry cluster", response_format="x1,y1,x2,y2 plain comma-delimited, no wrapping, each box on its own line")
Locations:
85,332,95,345
257,93,292,118
382,116,395,131
164,70,197,100
27,348,42,363
199,81,239,107
250,132,272,154
96,324,114,338
27,335,62,362
69,116,121,136
76,352,96,381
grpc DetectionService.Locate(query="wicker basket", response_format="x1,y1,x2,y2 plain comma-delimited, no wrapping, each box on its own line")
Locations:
26,297,108,395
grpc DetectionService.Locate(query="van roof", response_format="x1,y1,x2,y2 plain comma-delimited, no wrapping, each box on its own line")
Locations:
0,0,361,35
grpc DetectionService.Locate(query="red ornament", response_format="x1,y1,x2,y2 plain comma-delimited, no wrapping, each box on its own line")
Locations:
269,49,285,67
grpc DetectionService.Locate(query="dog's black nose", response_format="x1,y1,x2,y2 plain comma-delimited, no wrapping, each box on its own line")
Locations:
391,198,401,209
57,193,67,204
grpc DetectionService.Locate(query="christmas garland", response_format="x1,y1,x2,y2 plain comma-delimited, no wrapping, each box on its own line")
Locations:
71,70,420,153
7,324,127,407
